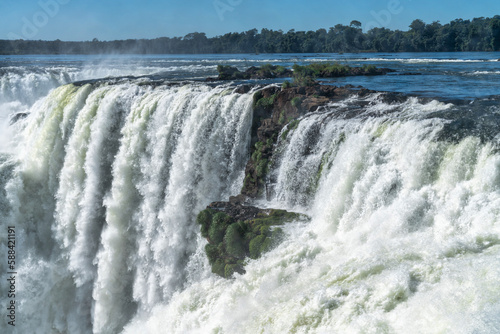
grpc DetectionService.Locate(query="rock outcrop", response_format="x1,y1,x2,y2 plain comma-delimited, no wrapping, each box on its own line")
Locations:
211,64,293,81
209,63,395,81
241,83,376,197
196,200,309,278
196,76,406,278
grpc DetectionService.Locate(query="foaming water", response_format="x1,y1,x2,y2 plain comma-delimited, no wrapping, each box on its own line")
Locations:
123,97,500,334
0,82,253,334
0,65,170,107
1,55,500,333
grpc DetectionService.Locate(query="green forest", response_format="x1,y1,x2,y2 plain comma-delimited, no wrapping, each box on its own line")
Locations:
2,16,500,55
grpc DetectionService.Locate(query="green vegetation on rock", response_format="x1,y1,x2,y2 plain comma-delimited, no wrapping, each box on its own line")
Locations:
196,206,308,278
291,96,303,108
287,62,390,87
255,93,276,110
216,65,250,80
217,64,292,81
243,138,274,196
280,119,301,141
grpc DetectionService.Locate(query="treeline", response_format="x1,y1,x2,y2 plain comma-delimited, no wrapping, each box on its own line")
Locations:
2,16,500,55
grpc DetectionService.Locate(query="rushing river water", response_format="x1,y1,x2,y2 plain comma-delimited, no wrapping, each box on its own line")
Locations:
1,53,500,333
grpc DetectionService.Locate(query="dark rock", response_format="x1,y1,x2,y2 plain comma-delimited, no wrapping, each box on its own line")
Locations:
241,83,377,198
234,84,251,94
379,92,408,104
207,200,261,222
394,72,422,76
216,64,293,81
217,65,250,80
9,112,28,124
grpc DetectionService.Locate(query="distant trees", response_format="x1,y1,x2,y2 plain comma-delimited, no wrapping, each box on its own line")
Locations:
2,15,500,55
350,20,362,28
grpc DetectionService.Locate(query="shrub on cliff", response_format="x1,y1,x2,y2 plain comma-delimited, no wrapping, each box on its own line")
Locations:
196,205,309,278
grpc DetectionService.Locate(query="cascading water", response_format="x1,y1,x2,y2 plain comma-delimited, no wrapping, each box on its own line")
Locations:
122,95,500,333
0,82,254,333
1,66,500,333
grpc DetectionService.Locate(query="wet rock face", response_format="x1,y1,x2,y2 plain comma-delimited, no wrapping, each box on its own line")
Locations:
9,112,28,124
241,83,376,198
196,201,308,278
196,82,407,279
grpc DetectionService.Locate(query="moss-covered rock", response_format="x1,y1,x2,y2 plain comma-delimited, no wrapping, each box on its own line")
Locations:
213,62,393,82
196,201,309,278
214,64,293,81
216,65,250,80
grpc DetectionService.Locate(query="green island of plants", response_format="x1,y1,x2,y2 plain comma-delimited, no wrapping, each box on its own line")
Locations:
288,62,392,86
216,64,291,80
197,206,309,278
215,62,393,87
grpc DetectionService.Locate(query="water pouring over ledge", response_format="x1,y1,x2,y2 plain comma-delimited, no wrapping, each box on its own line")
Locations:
0,53,500,333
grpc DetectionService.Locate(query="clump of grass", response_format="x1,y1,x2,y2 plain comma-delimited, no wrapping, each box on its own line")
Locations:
255,93,276,110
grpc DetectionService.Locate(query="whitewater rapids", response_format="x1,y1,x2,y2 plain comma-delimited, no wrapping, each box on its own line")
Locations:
0,81,499,333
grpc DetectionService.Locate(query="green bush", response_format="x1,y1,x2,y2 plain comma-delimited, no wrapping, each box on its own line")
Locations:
280,119,300,141
294,75,317,87
282,80,292,89
205,243,220,265
255,94,276,109
256,158,268,177
251,149,262,162
278,109,286,124
258,63,274,77
255,141,264,150
260,237,272,254
212,259,226,277
252,91,263,108
323,62,351,76
362,64,377,74
209,212,230,243
291,97,302,108
275,65,287,74
224,223,246,258
289,119,300,130
249,235,267,259
196,209,213,238
224,263,244,278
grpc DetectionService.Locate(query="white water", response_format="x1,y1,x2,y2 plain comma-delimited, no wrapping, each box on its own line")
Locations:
1,79,500,334
0,65,174,106
0,82,253,333
123,97,500,333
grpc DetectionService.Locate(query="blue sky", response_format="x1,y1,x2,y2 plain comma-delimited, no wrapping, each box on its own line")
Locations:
1,0,500,41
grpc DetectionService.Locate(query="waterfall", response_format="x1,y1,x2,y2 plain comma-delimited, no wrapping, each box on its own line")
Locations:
1,79,500,333
0,82,253,334
123,95,500,333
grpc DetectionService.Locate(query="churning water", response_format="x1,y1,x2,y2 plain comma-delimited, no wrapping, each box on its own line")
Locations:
1,53,500,333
